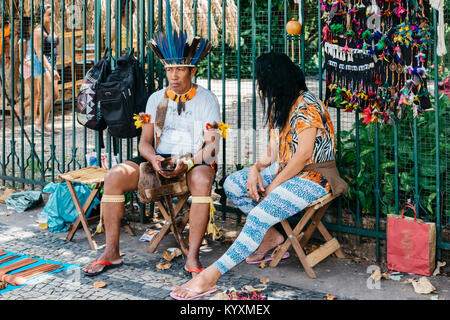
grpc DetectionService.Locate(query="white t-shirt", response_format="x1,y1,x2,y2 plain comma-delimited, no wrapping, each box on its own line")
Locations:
145,85,221,156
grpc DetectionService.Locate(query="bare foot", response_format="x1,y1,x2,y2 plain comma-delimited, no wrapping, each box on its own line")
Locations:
44,125,61,134
172,265,220,299
246,227,285,263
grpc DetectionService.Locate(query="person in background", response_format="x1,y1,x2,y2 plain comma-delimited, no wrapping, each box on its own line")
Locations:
31,4,60,135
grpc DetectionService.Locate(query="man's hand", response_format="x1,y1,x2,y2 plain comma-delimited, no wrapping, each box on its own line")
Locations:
149,154,165,173
158,159,188,179
246,164,265,202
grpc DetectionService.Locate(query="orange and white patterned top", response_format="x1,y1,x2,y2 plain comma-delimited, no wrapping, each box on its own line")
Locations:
271,91,336,191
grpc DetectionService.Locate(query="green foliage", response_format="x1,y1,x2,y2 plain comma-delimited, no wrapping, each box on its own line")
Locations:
339,94,450,220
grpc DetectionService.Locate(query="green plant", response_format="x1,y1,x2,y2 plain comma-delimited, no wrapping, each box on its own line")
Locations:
339,93,449,220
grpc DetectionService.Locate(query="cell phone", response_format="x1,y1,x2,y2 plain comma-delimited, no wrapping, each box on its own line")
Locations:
161,167,175,172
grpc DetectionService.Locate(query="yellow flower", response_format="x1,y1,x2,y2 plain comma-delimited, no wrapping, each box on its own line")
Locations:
218,122,230,139
133,114,143,129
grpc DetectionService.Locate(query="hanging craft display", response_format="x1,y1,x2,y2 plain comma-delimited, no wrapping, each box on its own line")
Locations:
320,0,432,123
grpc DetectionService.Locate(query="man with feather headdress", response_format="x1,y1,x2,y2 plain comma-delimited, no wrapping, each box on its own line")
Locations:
82,5,221,278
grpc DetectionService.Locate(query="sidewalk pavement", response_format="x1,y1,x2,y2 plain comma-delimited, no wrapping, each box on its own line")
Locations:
0,200,449,301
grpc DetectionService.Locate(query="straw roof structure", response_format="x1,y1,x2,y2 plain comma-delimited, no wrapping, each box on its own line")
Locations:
5,0,238,47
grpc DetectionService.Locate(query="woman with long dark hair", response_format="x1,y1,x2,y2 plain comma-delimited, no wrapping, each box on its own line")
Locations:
170,52,347,300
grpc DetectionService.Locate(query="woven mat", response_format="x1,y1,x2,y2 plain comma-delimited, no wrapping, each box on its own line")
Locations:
0,250,79,294
58,166,108,184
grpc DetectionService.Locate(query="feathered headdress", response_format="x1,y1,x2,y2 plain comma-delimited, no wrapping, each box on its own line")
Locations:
149,2,213,68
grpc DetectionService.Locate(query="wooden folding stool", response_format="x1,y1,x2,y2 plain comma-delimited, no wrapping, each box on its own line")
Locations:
147,192,191,256
270,193,345,278
58,166,107,250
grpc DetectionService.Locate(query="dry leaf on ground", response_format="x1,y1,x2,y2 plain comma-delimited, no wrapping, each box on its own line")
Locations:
370,269,382,282
325,294,336,300
0,188,15,204
162,248,182,262
432,261,446,276
221,237,237,244
93,281,107,288
306,244,318,254
242,284,267,293
156,262,172,270
260,278,270,284
411,277,436,295
381,272,390,280
210,292,231,300
258,261,267,269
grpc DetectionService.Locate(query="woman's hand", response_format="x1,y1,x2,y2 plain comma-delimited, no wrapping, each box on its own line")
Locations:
246,164,265,202
261,182,279,200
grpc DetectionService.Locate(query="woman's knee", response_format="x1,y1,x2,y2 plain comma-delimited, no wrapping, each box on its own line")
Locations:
223,169,247,198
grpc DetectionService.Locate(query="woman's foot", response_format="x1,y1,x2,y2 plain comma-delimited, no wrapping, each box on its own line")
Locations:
245,227,285,263
171,265,220,300
81,251,123,276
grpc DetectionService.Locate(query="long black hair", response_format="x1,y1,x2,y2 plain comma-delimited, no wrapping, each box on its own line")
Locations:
255,52,308,129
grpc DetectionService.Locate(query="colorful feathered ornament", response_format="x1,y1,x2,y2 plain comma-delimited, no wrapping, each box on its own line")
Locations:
148,1,214,68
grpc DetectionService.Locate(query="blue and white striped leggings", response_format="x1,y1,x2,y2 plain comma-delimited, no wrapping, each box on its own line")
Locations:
215,162,328,274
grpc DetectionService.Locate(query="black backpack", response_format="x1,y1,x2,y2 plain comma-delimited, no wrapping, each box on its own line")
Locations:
76,49,111,131
96,48,147,138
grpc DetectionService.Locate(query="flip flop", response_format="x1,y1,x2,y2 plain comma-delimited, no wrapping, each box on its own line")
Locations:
170,286,217,300
184,265,204,277
246,251,290,265
83,259,123,277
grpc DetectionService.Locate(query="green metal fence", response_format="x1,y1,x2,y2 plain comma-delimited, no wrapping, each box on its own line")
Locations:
0,0,448,260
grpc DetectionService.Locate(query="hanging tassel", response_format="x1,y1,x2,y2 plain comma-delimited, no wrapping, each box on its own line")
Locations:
191,196,221,241
430,0,447,56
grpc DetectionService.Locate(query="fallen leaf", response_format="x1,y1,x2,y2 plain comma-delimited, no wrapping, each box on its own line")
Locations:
210,292,231,300
370,269,382,282
93,281,107,288
221,237,236,244
0,282,7,290
0,188,15,204
432,261,446,276
411,277,436,295
260,278,270,284
326,294,336,300
258,261,267,269
306,244,319,254
156,262,171,270
381,272,390,280
163,248,182,261
242,284,267,293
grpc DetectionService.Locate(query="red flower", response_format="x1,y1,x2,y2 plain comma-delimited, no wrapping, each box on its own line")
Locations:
363,107,372,124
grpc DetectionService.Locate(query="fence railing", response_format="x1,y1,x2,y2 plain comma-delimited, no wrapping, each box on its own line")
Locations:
0,0,448,260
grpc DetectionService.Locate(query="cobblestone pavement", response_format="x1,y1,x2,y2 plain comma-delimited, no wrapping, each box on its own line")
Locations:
0,219,338,301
